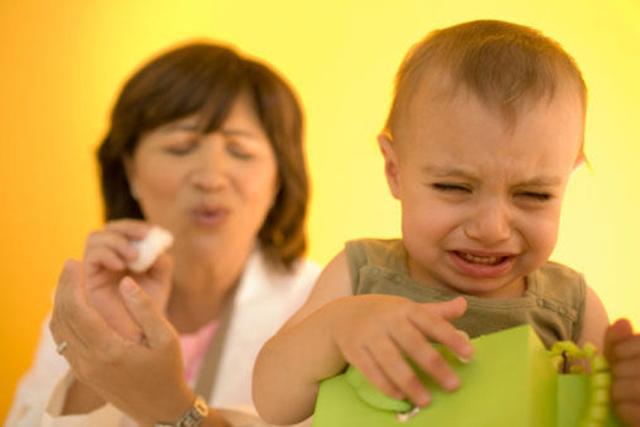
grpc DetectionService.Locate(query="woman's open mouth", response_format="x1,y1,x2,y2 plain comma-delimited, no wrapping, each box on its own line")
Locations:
191,206,229,227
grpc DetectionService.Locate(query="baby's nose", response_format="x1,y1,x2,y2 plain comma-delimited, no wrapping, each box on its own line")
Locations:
463,203,512,244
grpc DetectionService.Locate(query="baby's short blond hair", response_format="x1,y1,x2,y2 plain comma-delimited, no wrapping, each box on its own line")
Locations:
384,20,587,138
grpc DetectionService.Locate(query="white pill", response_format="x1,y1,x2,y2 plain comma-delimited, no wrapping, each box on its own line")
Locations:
128,226,174,273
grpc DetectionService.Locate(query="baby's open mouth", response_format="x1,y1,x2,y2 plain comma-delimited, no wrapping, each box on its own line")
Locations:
454,251,510,266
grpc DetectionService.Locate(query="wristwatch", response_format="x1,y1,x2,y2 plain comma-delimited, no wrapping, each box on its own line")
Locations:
155,395,209,427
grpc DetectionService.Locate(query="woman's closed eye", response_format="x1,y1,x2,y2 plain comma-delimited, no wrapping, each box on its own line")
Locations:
226,140,254,160
159,128,202,155
164,139,199,156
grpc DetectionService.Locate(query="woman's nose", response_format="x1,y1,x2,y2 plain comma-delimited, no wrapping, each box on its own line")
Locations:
191,138,229,192
463,201,512,245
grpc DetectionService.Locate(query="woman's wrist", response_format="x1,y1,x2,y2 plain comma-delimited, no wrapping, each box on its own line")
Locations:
153,394,212,427
202,410,232,427
61,378,106,415
137,384,197,426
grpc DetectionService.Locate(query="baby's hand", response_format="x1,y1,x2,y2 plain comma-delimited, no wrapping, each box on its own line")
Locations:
333,295,473,408
605,318,640,426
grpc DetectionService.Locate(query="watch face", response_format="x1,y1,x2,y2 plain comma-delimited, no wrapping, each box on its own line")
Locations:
193,396,210,417
178,396,208,427
154,396,209,427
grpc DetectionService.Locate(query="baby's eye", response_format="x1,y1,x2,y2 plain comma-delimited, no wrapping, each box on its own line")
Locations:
432,183,471,193
518,191,552,202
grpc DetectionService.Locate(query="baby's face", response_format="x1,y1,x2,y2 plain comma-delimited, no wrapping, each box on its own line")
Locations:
380,84,584,298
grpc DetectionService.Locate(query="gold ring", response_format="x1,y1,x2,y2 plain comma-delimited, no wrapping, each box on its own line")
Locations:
56,341,68,355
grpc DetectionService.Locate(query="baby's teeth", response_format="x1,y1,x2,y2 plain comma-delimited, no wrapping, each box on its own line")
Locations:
460,252,501,265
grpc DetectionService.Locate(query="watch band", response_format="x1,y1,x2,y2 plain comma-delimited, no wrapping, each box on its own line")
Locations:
155,395,209,427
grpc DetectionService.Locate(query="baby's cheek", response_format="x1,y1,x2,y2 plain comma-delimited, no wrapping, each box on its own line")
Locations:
524,212,560,249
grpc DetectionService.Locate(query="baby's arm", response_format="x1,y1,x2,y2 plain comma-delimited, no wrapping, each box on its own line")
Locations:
252,251,473,425
252,251,355,423
579,286,640,426
577,286,609,349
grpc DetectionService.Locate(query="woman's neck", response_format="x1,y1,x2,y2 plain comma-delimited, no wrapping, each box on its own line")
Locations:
166,246,253,333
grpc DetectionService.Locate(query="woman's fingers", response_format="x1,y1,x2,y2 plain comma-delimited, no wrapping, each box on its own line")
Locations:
613,403,640,427
609,334,640,361
605,320,640,426
85,246,127,272
85,231,138,268
612,358,640,379
84,219,154,269
48,258,188,426
605,318,634,360
119,277,175,346
612,377,640,403
51,260,125,354
105,219,150,239
85,222,173,279
140,253,174,309
147,252,173,280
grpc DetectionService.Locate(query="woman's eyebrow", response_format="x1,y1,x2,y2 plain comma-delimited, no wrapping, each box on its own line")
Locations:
219,128,260,139
160,121,200,132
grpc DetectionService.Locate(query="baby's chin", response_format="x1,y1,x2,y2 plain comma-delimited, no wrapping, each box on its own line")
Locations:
407,257,526,298
444,275,527,299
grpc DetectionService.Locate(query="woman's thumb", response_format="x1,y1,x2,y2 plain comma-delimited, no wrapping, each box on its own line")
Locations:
119,276,169,345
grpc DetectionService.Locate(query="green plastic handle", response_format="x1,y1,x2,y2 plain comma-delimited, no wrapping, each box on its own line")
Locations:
344,365,413,413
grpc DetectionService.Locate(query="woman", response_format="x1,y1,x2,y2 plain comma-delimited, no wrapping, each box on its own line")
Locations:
7,42,319,426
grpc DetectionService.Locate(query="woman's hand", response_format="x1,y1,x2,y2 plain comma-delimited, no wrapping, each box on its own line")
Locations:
50,260,194,426
332,295,473,408
84,220,172,341
606,318,640,426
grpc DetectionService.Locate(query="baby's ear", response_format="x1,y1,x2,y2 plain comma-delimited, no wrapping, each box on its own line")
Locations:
377,133,401,200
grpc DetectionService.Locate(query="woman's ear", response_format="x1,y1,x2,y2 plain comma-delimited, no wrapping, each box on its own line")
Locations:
270,178,281,210
123,156,139,200
377,133,401,200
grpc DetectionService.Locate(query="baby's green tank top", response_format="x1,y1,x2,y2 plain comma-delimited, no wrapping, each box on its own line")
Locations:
345,239,586,348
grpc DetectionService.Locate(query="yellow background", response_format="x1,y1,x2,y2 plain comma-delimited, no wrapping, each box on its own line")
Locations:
1,0,639,419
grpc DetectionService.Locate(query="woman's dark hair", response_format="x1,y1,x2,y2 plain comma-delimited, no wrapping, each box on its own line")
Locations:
98,42,308,268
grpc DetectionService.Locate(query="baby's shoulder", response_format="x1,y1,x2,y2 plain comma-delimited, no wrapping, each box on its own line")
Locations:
345,238,404,268
534,261,585,288
529,261,586,312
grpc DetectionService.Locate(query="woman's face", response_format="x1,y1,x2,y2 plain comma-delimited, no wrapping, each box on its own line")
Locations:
126,92,279,263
